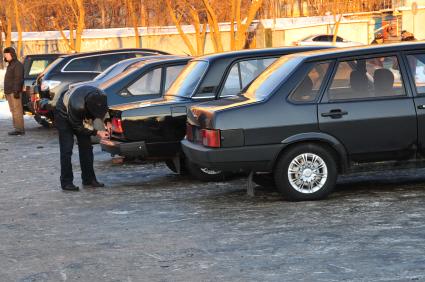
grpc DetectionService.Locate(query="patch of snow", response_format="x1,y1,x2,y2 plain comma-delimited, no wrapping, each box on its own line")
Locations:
0,100,11,119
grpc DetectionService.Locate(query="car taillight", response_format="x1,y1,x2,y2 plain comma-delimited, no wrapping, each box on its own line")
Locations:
112,118,123,134
186,123,193,141
201,129,221,148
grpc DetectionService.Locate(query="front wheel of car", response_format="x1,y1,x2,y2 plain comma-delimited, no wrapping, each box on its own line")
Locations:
186,159,227,182
274,143,338,201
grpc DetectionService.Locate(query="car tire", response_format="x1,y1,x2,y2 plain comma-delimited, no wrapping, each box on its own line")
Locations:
274,143,337,201
186,159,226,182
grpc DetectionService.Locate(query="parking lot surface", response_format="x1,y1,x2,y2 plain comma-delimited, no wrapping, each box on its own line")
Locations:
1,106,425,281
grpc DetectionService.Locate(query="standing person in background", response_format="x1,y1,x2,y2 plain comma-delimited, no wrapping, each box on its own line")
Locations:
3,47,24,136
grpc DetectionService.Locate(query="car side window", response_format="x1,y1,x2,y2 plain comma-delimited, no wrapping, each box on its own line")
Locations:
127,68,162,96
164,65,185,91
290,62,330,103
28,59,51,76
327,56,405,101
406,54,425,95
220,57,276,97
64,57,99,72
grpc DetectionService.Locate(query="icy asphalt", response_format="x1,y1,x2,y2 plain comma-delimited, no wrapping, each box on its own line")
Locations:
1,100,425,281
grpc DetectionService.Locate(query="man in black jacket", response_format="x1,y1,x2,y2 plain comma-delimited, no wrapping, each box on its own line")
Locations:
55,85,110,191
3,47,25,135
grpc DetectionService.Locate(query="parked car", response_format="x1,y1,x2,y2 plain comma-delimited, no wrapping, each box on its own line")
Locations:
69,55,183,92
100,46,330,181
97,55,191,106
22,53,63,112
32,48,169,126
182,42,425,200
294,34,364,47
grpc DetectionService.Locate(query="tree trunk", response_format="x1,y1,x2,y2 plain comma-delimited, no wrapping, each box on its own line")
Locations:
202,0,223,53
75,0,85,52
127,0,140,48
13,0,22,58
166,0,196,55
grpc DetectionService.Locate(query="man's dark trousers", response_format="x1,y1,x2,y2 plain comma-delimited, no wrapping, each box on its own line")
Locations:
55,115,96,188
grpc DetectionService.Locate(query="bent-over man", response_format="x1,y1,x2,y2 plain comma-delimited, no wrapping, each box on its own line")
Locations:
54,85,110,191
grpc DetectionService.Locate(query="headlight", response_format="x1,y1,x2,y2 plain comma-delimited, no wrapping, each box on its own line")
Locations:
40,80,61,92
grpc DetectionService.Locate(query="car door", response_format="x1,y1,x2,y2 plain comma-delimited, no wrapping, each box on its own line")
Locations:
318,53,417,162
404,51,425,156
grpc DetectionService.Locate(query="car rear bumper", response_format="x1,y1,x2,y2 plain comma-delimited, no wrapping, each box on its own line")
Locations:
101,139,181,159
181,139,283,172
100,139,148,157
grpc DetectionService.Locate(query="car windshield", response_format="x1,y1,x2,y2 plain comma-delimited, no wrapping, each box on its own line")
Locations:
165,60,208,98
94,60,141,82
41,57,64,75
243,56,304,100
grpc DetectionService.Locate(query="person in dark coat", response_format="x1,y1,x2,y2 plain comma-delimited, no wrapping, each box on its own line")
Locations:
54,85,110,191
3,47,25,135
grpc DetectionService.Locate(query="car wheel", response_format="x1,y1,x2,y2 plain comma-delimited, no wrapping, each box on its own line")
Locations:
274,143,337,201
186,159,226,182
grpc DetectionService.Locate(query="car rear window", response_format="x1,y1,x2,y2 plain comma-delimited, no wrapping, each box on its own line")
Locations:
27,59,54,77
220,57,277,97
166,60,209,98
243,56,304,100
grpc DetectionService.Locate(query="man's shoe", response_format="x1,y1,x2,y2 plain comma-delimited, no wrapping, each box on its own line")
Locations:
62,184,80,191
8,131,25,136
83,180,105,188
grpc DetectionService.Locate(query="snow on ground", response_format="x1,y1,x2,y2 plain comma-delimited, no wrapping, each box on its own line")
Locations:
0,100,10,119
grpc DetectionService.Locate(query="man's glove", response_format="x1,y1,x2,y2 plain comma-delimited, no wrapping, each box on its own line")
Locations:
13,92,20,99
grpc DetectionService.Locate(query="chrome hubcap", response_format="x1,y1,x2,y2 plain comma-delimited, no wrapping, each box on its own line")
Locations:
287,153,328,194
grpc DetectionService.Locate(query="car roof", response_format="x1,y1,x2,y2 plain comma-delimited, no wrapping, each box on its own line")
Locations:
130,55,192,68
24,53,63,58
193,46,332,63
292,41,425,61
58,48,169,59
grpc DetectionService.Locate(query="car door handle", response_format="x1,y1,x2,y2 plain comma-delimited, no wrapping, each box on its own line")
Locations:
418,105,425,110
321,109,348,119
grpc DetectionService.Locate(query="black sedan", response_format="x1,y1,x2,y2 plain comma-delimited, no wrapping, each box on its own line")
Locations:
101,46,330,181
182,42,425,200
